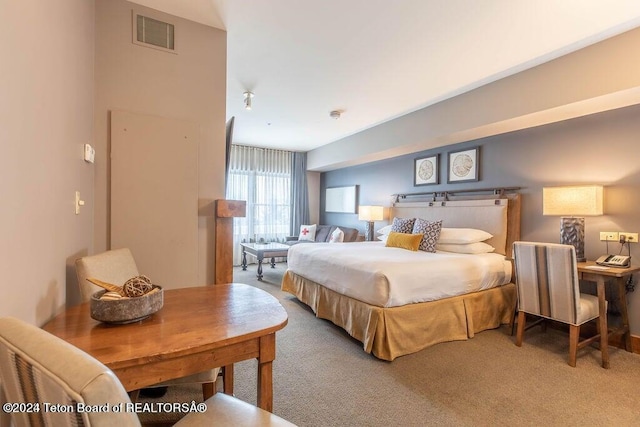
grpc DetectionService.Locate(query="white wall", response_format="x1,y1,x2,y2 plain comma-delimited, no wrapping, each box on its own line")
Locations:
308,26,640,172
94,0,227,285
0,0,95,324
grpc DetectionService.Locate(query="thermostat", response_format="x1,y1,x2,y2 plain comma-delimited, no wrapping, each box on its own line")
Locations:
84,144,95,163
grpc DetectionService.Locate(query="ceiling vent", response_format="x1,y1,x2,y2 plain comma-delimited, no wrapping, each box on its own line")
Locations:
133,12,176,53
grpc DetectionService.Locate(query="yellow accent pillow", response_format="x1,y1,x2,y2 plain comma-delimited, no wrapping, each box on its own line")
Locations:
385,232,423,251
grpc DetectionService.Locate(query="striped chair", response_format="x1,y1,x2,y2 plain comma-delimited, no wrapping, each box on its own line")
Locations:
512,242,608,367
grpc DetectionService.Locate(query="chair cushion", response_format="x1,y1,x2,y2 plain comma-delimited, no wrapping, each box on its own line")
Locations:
340,226,360,242
174,393,296,426
75,248,139,302
312,225,331,242
576,293,603,325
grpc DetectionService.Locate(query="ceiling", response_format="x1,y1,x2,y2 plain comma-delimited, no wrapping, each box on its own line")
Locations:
129,0,640,153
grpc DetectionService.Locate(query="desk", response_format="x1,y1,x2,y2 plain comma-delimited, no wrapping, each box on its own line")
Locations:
240,242,290,281
42,284,288,412
577,262,639,368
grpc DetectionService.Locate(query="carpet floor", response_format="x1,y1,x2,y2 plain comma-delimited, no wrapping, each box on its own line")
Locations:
140,263,640,426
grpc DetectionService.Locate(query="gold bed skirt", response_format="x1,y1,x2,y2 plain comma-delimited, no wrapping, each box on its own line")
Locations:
281,270,516,361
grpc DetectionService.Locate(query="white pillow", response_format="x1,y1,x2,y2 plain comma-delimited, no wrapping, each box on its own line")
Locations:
438,228,492,244
329,227,344,243
377,234,388,243
436,242,495,254
298,224,317,241
377,225,393,236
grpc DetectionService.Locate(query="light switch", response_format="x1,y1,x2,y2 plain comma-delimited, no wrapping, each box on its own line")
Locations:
75,191,85,215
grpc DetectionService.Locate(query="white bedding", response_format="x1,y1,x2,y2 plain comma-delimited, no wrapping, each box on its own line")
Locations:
286,241,512,307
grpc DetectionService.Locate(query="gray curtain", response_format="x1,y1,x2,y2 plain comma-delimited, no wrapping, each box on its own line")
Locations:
290,151,310,236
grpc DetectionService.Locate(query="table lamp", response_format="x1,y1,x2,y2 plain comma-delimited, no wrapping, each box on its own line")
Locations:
358,205,384,241
542,185,603,262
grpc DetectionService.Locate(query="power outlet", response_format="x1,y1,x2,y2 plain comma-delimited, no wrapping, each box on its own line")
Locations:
599,231,619,241
619,232,638,243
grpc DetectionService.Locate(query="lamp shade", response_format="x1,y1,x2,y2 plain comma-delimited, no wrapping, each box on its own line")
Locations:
358,205,384,221
543,185,603,216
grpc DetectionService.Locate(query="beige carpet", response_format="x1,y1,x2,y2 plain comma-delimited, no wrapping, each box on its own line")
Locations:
140,264,640,426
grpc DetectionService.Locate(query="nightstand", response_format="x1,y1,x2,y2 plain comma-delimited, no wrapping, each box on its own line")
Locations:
577,261,640,362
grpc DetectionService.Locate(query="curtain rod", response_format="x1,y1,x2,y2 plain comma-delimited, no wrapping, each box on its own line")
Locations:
391,187,521,203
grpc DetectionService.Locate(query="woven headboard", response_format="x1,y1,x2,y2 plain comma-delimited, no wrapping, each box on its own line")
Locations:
390,193,521,257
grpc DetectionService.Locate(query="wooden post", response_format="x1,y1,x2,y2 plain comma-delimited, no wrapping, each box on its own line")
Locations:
215,200,246,284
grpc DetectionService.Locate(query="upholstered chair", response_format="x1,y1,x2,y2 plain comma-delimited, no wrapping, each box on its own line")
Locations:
512,242,608,367
0,317,296,427
74,248,218,399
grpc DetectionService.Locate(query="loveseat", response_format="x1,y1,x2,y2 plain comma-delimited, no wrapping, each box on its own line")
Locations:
286,225,361,246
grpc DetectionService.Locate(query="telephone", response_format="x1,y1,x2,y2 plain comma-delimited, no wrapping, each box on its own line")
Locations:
595,254,631,268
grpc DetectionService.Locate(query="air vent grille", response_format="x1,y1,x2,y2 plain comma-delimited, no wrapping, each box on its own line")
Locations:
136,14,174,50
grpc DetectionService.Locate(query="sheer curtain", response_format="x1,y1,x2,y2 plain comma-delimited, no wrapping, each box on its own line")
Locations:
226,145,292,265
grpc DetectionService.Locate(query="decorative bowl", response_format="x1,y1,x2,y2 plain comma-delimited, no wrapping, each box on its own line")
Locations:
90,286,163,324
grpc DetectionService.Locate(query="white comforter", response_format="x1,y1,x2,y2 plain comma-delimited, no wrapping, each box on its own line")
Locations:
286,241,511,307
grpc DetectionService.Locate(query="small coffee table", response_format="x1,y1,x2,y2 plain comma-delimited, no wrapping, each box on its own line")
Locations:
240,242,290,280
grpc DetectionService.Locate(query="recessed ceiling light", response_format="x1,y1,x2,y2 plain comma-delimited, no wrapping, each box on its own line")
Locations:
329,110,341,119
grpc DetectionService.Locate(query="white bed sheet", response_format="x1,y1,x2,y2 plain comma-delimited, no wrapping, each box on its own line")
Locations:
286,241,512,307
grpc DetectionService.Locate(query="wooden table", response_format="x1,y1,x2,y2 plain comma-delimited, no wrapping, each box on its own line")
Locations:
577,261,640,368
42,283,288,411
240,242,290,281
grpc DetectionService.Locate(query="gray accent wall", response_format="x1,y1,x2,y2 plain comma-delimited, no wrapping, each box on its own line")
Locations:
321,103,640,334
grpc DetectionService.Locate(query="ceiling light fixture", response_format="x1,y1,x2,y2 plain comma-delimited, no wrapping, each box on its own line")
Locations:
329,110,341,119
243,91,254,110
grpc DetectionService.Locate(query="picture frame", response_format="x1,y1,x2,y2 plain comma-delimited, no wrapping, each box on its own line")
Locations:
414,154,439,186
447,147,479,183
325,185,358,213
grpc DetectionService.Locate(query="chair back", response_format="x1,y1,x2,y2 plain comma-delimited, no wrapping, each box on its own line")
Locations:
513,242,581,325
0,317,140,427
75,248,139,302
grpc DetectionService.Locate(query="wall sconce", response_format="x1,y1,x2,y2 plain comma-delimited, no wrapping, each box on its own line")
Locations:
243,91,254,110
358,205,384,241
543,185,604,262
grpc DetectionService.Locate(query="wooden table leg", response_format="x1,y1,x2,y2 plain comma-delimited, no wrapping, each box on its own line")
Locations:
257,333,276,412
596,278,610,369
616,276,633,352
223,364,234,395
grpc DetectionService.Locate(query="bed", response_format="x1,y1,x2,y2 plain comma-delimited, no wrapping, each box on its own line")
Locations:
281,191,521,361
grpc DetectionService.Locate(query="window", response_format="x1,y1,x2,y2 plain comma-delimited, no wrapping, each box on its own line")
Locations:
226,145,292,265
